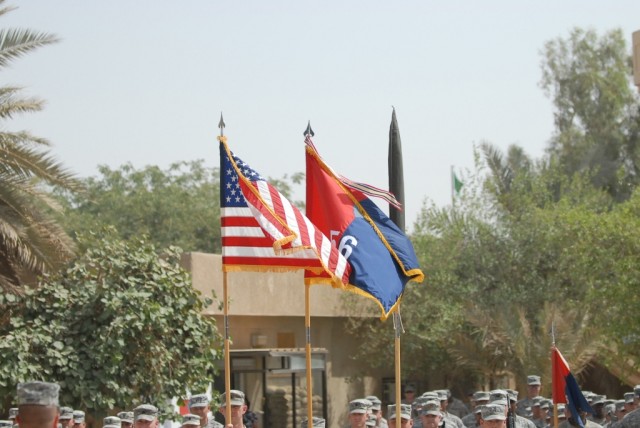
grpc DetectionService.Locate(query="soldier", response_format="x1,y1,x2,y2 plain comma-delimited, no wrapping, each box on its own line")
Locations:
516,377,542,417
58,408,74,428
367,414,378,427
117,412,134,428
502,389,535,428
181,414,201,428
189,394,223,428
589,396,607,426
300,417,325,428
419,401,443,428
480,404,507,428
462,392,490,428
436,390,464,428
72,411,85,428
365,396,388,428
446,390,471,419
388,404,413,428
103,416,121,428
402,386,417,405
622,393,635,414
15,381,60,428
133,404,159,428
219,390,247,428
558,405,602,428
8,409,18,424
348,399,370,428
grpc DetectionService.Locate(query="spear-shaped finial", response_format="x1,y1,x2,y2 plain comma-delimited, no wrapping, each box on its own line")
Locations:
218,112,226,137
303,120,314,137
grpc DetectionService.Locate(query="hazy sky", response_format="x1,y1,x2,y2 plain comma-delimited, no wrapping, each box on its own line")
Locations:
3,1,639,230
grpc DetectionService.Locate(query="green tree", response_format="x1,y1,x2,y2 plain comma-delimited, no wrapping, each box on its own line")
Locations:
58,161,222,253
0,1,80,292
0,228,223,415
540,28,640,202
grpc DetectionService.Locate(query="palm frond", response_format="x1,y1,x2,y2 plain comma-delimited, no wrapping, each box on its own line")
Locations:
0,85,45,118
0,28,59,69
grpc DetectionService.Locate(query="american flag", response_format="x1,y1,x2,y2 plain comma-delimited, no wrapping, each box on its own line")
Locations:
219,139,351,285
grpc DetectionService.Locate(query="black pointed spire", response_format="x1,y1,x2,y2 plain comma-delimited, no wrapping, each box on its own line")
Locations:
303,120,315,137
388,107,405,231
218,113,226,137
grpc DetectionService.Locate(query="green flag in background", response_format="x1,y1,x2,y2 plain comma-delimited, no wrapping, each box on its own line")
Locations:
452,170,463,196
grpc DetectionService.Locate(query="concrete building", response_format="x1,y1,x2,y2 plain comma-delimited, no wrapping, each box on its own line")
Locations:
182,252,388,428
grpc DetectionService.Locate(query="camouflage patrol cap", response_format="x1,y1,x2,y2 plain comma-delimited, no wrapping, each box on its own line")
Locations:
531,396,544,407
133,404,158,422
8,409,18,421
117,412,133,424
591,395,606,406
473,391,490,403
615,400,626,410
59,407,74,420
506,389,518,402
103,416,121,427
220,390,245,407
624,392,635,403
435,390,448,401
421,392,439,401
188,394,209,409
540,399,552,410
527,375,541,386
489,390,508,406
73,411,85,423
420,400,442,417
349,399,369,414
481,404,506,421
17,382,60,407
299,417,325,428
387,404,412,421
365,396,382,411
365,413,377,427
635,385,640,396
181,414,200,427
0,421,13,428
412,396,429,410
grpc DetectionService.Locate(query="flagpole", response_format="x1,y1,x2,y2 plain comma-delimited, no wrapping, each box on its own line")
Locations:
223,271,232,424
218,114,232,424
305,284,313,428
450,165,454,205
304,122,315,428
551,322,558,428
393,312,402,428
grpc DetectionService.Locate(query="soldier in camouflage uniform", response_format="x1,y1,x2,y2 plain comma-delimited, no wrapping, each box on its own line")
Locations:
366,396,388,428
388,404,413,428
15,381,60,428
462,392,489,428
103,416,121,428
436,390,464,428
117,412,134,428
189,394,224,428
516,376,542,418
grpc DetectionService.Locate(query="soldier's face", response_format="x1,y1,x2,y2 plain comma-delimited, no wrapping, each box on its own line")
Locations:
349,412,367,428
388,417,413,428
481,419,506,428
420,414,441,428
134,418,158,428
16,406,59,428
190,405,209,425
527,385,541,398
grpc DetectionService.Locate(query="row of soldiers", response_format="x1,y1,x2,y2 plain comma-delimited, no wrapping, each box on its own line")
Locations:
344,375,640,428
0,382,261,428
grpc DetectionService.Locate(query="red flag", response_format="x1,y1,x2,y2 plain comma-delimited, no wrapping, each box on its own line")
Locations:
552,347,570,403
220,137,350,285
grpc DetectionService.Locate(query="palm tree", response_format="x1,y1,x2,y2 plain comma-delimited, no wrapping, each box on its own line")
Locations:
449,302,603,395
0,1,80,292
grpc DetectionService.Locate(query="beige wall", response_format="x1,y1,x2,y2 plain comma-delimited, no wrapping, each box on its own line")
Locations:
634,30,640,88
182,252,386,427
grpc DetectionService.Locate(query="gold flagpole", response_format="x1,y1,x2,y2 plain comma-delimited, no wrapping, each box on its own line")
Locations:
305,284,313,428
394,311,402,428
223,271,232,424
553,404,559,428
219,115,232,424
